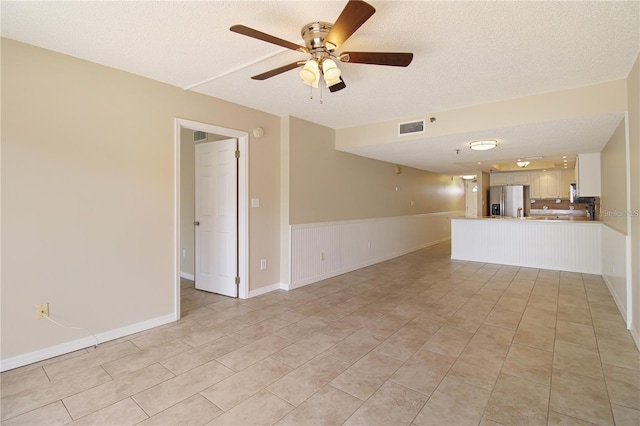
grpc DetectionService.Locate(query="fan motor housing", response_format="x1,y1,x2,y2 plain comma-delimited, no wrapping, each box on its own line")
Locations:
301,21,333,51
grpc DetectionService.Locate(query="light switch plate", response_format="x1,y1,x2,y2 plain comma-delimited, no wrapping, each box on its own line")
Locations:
251,198,260,208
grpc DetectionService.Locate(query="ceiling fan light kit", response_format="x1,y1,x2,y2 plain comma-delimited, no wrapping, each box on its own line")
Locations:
469,140,498,151
229,0,413,96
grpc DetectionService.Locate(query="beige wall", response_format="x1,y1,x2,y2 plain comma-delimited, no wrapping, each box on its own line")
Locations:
289,117,465,225
628,54,640,344
600,119,629,234
1,38,282,360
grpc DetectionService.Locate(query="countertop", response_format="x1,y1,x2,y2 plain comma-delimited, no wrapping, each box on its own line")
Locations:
454,216,601,223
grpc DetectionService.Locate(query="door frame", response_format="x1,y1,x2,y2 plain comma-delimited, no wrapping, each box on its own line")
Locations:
174,118,249,318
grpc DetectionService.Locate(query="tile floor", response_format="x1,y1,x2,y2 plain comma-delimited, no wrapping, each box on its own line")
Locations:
1,242,639,425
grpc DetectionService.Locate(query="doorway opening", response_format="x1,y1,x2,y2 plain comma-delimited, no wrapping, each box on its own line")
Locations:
174,118,249,319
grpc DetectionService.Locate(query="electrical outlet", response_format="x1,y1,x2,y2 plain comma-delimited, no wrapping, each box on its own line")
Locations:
260,259,267,270
36,303,49,320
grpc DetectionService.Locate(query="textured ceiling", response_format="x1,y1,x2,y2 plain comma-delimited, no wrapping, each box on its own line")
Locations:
2,1,639,174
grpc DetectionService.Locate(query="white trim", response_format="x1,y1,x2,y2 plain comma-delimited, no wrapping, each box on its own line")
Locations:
180,272,195,281
174,118,250,303
624,111,633,329
0,314,175,372
248,283,284,298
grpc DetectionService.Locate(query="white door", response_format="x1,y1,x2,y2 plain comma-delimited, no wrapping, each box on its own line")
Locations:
195,139,238,297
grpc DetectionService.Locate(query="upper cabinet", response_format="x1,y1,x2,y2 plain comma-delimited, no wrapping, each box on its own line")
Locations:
576,153,601,197
490,169,576,199
530,171,560,199
489,172,530,187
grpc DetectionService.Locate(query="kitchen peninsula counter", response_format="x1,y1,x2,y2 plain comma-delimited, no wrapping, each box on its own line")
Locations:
451,217,602,274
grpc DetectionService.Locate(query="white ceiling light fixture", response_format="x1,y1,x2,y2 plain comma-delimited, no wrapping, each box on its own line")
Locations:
300,59,320,88
322,58,342,87
461,175,476,180
516,160,530,168
469,140,497,151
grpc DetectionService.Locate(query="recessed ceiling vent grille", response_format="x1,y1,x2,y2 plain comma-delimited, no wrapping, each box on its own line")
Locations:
398,119,425,136
193,131,207,142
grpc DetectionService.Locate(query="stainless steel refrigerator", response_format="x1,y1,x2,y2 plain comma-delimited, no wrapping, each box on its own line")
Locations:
489,185,530,217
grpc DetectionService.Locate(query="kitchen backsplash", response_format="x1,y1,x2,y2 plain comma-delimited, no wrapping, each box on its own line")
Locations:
530,197,600,215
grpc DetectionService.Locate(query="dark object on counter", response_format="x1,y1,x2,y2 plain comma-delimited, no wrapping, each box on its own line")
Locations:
586,204,596,220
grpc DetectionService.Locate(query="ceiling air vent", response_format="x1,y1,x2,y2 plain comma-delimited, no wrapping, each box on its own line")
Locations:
193,131,207,142
398,119,425,136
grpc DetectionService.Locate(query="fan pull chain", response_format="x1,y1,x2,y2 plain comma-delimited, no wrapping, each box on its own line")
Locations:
320,83,324,104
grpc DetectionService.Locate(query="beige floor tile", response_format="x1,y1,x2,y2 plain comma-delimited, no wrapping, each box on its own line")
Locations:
444,308,488,333
502,343,553,385
1,366,111,421
513,321,556,352
596,336,640,370
343,381,427,426
484,373,550,425
137,394,222,426
446,344,505,390
550,369,614,426
602,363,640,410
557,305,593,325
373,323,432,362
274,316,331,341
270,330,344,368
68,398,148,426
216,334,290,371
483,308,523,330
132,361,233,416
275,385,362,426
160,336,242,375
0,367,50,398
422,326,474,358
611,403,640,426
205,389,293,426
390,347,456,395
323,330,385,364
413,377,491,426
181,319,246,347
130,320,207,350
227,317,291,344
555,320,597,349
267,354,349,406
102,339,191,377
201,357,291,411
330,351,403,401
362,311,414,338
63,363,174,419
1,401,71,426
43,341,139,381
467,325,514,357
494,295,528,313
547,411,600,425
553,340,603,379
520,305,558,329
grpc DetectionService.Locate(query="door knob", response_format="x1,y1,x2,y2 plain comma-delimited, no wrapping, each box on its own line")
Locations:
193,221,200,226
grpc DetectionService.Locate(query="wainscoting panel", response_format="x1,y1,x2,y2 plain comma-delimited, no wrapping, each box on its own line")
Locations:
601,224,630,326
451,219,602,274
290,212,461,289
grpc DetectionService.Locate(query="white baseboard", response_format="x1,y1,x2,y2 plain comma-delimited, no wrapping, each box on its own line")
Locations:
180,272,195,281
248,283,284,298
0,313,176,372
603,274,628,327
631,323,640,352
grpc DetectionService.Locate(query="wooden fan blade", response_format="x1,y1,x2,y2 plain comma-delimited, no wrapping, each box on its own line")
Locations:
324,0,376,50
230,25,308,52
340,52,414,67
251,62,302,80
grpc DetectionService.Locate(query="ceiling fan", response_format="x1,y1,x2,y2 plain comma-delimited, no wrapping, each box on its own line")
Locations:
230,0,413,93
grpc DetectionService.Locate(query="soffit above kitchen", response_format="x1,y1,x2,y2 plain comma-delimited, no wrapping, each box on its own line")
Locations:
1,1,638,174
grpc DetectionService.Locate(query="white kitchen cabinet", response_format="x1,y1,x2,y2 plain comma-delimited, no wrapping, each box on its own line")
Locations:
490,172,531,186
490,174,509,186
530,171,561,199
576,153,601,196
560,169,576,197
